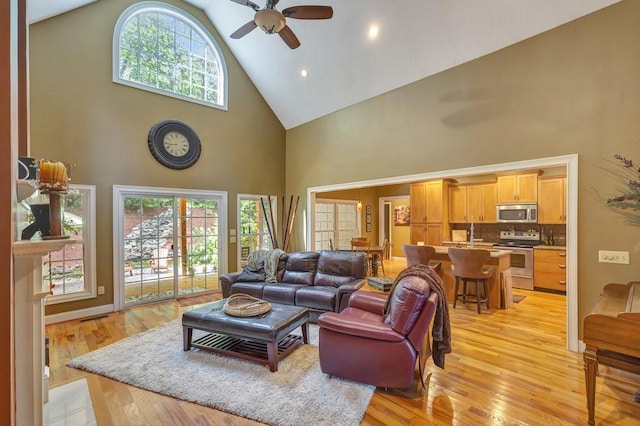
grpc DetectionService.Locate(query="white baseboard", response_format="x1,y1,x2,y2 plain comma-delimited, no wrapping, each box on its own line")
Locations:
45,304,115,325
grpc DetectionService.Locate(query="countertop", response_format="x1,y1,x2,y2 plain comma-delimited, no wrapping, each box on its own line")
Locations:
433,246,511,258
441,240,495,247
534,245,567,250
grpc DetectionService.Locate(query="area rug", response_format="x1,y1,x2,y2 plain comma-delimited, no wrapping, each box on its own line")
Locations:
68,320,374,426
513,294,527,303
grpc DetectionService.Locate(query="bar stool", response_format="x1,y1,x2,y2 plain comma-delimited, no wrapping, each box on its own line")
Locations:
448,247,493,314
403,244,442,274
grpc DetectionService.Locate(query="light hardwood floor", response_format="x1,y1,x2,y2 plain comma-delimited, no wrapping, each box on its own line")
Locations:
46,259,640,425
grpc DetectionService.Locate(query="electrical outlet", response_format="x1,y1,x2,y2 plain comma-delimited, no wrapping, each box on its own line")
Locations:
98,286,105,295
598,250,630,264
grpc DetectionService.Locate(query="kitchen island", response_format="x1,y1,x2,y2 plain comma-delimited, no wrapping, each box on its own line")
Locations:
430,246,512,309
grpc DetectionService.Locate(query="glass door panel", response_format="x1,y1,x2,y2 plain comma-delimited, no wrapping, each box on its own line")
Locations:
122,195,175,306
177,197,220,295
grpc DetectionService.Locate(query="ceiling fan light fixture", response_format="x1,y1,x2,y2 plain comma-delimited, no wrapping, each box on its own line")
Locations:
254,9,286,34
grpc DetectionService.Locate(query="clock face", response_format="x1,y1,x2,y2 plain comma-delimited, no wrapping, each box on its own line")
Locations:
163,131,189,157
148,120,201,170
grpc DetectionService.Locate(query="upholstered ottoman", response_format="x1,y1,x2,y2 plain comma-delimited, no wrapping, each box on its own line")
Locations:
182,299,309,371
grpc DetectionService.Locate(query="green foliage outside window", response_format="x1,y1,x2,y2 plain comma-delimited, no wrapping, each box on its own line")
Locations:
118,9,221,105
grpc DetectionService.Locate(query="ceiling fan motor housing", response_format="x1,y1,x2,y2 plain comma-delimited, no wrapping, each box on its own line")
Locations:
254,9,286,34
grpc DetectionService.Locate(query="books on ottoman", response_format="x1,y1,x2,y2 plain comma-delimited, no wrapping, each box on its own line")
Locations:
368,276,394,292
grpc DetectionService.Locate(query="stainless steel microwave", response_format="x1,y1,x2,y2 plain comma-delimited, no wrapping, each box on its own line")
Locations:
496,203,538,223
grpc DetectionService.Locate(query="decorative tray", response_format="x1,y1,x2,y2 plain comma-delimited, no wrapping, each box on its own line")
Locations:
368,276,394,292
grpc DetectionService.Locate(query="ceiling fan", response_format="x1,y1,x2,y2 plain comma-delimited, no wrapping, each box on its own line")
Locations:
229,0,333,49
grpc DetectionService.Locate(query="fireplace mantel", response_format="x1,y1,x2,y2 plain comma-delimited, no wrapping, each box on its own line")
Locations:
13,238,79,425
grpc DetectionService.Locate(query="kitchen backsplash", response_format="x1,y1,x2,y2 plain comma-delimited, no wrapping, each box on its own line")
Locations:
449,223,566,246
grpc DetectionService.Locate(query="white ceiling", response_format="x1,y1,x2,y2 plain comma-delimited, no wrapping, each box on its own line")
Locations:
28,0,620,129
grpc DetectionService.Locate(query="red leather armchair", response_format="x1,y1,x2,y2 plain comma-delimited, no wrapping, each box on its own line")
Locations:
317,275,438,389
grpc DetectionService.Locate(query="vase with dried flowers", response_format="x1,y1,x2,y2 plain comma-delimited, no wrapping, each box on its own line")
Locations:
602,154,640,225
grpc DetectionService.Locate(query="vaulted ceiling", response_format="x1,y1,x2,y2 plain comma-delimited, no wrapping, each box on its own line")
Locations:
28,0,620,129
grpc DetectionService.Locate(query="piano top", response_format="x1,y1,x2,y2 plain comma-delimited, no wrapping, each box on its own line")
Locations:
584,281,640,358
591,281,640,319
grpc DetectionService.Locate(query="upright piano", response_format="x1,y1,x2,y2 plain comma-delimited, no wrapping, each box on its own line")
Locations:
583,281,640,425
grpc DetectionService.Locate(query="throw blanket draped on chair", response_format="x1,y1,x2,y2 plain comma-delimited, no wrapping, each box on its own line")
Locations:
247,249,285,283
384,264,452,368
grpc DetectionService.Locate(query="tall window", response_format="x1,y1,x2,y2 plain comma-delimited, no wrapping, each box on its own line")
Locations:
238,195,276,269
314,200,359,250
44,185,96,304
113,2,227,109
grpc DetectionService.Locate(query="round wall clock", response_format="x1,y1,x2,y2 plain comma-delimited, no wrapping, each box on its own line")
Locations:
147,120,201,170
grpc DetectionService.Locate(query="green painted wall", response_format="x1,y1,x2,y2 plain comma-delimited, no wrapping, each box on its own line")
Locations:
29,0,285,314
286,1,640,336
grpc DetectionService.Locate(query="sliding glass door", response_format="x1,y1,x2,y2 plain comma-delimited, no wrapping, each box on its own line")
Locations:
114,186,227,308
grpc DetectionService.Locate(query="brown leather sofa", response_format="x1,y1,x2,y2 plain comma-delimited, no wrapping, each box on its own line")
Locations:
220,250,367,321
317,274,439,389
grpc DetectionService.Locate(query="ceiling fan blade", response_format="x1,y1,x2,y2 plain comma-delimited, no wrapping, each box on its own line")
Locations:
230,0,260,12
230,20,258,39
278,25,301,49
282,6,333,20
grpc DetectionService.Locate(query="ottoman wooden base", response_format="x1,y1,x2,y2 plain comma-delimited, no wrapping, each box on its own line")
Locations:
190,332,304,372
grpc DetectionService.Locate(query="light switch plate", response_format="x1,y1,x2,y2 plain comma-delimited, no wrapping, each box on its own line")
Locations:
598,250,629,264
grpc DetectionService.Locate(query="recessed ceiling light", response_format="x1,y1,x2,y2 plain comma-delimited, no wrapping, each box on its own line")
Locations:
368,24,379,40
300,69,308,78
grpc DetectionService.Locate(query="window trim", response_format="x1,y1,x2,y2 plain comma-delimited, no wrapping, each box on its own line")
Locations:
112,1,228,110
45,184,97,305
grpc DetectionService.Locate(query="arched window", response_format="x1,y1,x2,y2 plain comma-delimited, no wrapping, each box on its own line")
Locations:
113,2,227,109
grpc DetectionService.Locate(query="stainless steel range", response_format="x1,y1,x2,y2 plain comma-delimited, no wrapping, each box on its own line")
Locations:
493,231,541,289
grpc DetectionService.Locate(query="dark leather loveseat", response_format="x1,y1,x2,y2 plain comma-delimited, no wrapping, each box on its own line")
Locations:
220,250,367,321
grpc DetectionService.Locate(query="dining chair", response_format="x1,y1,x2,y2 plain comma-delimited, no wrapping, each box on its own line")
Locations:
379,238,391,275
351,239,372,274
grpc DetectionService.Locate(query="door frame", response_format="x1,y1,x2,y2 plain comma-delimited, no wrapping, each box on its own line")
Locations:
112,185,228,310
307,154,579,352
378,195,410,258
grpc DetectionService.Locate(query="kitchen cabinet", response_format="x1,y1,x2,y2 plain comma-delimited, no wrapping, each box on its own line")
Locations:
534,247,567,292
410,223,443,247
496,173,538,203
410,179,449,245
448,186,467,223
411,180,448,224
538,177,566,224
410,181,427,223
467,183,497,222
448,183,496,223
